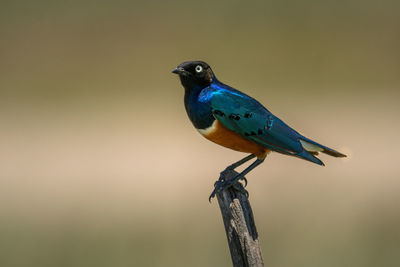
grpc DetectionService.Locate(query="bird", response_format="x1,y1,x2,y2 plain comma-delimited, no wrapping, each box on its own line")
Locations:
172,60,346,200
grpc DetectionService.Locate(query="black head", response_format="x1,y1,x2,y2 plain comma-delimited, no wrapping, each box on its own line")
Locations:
172,61,214,89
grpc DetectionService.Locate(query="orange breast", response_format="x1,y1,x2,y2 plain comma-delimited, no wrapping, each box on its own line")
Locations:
199,120,269,159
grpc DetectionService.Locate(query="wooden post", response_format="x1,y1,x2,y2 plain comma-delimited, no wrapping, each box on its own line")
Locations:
215,169,264,267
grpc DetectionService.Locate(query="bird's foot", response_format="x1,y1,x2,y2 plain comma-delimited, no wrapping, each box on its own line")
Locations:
222,166,248,186
232,180,249,198
208,170,248,202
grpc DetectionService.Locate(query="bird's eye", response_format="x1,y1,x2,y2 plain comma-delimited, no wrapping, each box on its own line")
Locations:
195,65,203,73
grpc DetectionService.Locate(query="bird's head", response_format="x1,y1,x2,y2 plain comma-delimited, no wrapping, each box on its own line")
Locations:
172,61,214,90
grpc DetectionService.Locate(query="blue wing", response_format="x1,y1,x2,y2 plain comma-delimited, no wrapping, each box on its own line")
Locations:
199,82,341,165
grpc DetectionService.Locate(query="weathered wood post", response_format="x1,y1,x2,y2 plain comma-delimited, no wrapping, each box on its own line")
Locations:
215,169,264,267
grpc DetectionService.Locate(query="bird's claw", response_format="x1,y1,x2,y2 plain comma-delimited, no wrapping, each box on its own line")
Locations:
221,167,247,187
232,182,249,198
209,174,249,202
208,181,221,202
209,174,226,201
240,176,248,187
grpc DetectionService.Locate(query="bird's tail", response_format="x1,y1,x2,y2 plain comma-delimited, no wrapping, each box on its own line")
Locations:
296,150,325,166
292,136,346,166
299,136,347,158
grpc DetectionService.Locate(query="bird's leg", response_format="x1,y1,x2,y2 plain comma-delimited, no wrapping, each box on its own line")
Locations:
219,154,256,186
226,154,256,170
209,157,265,201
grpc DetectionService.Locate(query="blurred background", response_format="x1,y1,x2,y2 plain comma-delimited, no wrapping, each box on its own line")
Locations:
1,0,399,266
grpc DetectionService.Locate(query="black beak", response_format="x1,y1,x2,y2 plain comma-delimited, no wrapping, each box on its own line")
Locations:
172,67,187,75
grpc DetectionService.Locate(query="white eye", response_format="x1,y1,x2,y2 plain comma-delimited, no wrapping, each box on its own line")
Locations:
195,65,203,73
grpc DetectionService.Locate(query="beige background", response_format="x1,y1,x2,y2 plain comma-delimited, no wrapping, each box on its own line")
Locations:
1,1,399,266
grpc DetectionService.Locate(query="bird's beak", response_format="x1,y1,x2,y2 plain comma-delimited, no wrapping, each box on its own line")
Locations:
172,67,188,75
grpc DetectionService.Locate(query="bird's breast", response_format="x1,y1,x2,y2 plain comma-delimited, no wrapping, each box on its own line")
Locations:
185,91,215,130
197,120,269,159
